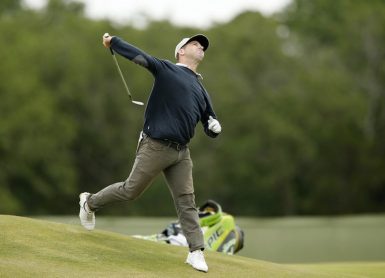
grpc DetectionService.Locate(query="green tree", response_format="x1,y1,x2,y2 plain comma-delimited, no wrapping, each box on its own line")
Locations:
1,0,385,216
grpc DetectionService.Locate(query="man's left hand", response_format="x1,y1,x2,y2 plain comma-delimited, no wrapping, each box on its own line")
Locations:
208,116,222,133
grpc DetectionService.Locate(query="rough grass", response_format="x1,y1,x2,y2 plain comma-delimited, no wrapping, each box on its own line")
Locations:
1,215,384,277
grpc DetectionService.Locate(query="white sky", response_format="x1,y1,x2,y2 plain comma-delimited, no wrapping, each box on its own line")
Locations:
23,0,292,28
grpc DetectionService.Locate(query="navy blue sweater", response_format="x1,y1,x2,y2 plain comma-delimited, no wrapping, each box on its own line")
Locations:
111,37,219,145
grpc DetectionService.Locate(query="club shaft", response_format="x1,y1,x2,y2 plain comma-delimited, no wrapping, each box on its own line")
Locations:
110,48,133,101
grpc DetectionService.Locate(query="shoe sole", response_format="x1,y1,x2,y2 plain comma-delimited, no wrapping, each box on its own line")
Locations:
79,193,95,230
185,261,208,272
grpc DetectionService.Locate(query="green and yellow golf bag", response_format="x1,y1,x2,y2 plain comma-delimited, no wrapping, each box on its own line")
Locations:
133,200,244,255
198,200,244,254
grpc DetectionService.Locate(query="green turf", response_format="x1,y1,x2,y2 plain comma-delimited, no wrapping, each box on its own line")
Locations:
235,215,385,263
1,215,385,277
38,214,385,263
293,262,385,278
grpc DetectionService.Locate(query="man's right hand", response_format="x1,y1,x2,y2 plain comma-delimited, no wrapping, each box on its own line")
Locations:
103,33,112,48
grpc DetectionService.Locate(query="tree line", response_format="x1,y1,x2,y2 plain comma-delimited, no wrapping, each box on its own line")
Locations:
0,0,384,216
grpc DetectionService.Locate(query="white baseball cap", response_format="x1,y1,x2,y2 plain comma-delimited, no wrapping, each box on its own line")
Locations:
174,34,209,59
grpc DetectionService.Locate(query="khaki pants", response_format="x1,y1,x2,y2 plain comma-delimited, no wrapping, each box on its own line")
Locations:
87,133,204,251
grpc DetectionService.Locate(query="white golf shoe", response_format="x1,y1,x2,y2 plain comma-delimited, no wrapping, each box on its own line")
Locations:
185,250,208,272
79,192,95,230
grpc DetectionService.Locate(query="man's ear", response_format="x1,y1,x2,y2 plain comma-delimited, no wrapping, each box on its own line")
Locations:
178,48,185,57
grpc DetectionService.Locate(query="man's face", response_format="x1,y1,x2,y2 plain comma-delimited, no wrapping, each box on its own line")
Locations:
183,40,205,61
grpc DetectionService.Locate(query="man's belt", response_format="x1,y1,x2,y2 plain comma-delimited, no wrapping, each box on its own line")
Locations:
143,133,187,151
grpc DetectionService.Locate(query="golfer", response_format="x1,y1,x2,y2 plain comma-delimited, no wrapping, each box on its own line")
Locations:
79,33,221,273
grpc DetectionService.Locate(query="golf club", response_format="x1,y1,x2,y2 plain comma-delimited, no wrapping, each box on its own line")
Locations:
104,34,144,106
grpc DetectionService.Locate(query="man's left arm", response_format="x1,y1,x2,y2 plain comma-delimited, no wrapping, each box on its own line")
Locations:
202,112,221,138
200,86,221,138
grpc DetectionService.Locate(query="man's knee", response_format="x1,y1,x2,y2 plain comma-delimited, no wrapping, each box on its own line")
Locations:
176,193,195,206
175,193,198,216
120,180,146,201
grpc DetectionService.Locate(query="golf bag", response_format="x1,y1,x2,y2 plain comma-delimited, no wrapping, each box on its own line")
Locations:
133,200,244,255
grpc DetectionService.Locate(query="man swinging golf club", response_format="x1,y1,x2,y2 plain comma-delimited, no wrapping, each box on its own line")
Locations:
79,33,222,273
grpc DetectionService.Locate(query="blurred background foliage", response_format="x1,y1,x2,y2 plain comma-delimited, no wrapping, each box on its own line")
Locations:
0,0,384,216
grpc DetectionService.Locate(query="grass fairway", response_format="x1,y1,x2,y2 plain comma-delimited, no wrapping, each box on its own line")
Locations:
1,215,384,277
38,214,385,263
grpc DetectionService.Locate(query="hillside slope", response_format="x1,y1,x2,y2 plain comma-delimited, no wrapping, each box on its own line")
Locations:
0,215,381,277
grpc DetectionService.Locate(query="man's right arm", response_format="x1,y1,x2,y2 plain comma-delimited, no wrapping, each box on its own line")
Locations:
102,33,157,73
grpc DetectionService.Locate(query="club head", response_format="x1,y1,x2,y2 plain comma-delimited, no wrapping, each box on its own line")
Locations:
132,100,145,106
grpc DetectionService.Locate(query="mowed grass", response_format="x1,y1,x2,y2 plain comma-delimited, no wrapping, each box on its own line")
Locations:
39,214,385,263
1,215,385,277
235,215,385,263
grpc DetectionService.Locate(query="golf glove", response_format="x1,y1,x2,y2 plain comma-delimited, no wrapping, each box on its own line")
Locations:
208,116,222,133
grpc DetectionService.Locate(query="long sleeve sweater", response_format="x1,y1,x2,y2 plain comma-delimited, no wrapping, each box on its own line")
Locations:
110,36,219,145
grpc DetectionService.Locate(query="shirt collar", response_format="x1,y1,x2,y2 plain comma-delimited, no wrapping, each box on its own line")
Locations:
176,63,203,80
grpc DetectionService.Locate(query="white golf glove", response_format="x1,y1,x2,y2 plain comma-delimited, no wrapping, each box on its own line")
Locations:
208,116,222,133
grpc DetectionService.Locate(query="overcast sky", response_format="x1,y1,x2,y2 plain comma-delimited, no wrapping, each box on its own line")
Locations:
23,0,292,28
